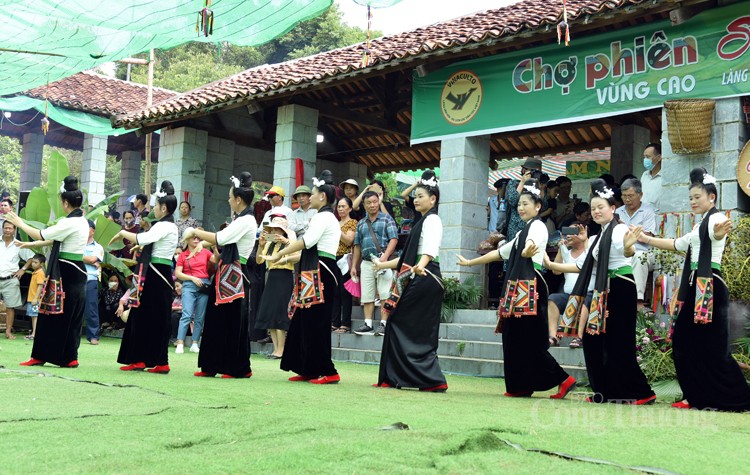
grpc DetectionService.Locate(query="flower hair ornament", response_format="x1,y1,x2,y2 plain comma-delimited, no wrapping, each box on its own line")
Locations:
312,177,325,188
522,184,541,197
421,177,438,188
595,187,615,199
230,176,240,188
59,181,66,193
702,173,717,185
154,189,167,199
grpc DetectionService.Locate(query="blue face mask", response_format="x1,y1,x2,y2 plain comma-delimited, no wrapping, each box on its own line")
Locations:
643,157,654,170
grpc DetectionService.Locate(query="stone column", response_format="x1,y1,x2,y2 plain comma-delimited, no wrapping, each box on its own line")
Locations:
274,104,319,202
438,135,490,282
203,136,236,231
118,151,141,212
81,134,108,205
157,127,208,222
20,133,44,191
610,124,650,181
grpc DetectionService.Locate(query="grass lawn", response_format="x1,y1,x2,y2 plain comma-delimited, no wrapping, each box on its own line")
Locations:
0,336,748,474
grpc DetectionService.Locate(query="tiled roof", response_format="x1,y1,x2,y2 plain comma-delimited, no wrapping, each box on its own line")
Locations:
22,71,177,117
114,0,648,128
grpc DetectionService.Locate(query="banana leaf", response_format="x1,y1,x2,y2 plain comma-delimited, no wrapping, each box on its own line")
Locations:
94,215,124,251
46,151,71,220
24,187,51,224
651,379,683,403
102,252,133,277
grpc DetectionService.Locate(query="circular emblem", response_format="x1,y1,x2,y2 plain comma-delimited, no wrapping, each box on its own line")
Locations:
441,70,483,125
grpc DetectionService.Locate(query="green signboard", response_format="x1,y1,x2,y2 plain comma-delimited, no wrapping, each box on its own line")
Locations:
411,1,750,144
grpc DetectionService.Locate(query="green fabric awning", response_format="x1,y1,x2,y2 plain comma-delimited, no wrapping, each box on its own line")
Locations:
0,96,133,136
0,0,333,95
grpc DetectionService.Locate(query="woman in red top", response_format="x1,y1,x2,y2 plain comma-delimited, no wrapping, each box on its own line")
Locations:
174,233,218,354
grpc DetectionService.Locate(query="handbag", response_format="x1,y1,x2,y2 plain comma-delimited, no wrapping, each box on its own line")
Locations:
39,276,65,315
382,264,413,314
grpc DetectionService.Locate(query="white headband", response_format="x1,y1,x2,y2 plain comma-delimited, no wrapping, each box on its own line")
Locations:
312,177,325,188
421,177,438,187
59,181,66,193
522,184,541,197
595,187,614,199
230,176,240,188
702,173,716,185
154,190,167,199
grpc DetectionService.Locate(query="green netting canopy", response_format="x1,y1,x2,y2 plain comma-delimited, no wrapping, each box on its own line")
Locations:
0,0,333,95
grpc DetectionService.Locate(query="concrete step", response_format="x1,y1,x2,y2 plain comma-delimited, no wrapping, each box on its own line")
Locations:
446,309,498,325
347,319,501,343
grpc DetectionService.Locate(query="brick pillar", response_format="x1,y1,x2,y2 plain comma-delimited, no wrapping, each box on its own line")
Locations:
118,151,141,213
81,134,108,205
203,136,235,230
21,133,44,191
274,104,318,203
438,135,490,282
157,127,208,222
610,124,650,181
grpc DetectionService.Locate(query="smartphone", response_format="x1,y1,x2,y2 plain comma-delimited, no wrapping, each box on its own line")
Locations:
561,226,579,236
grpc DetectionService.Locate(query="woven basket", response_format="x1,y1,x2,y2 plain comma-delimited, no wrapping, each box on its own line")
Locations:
664,99,715,154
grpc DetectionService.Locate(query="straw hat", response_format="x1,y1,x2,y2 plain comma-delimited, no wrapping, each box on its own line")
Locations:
339,178,359,191
737,139,750,197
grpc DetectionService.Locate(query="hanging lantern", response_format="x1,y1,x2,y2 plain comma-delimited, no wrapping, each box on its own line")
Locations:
557,0,571,46
196,0,214,38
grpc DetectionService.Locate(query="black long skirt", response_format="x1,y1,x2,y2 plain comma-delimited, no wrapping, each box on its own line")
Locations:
583,275,654,402
117,263,173,367
502,270,569,393
378,261,446,389
254,269,293,331
673,270,750,411
31,260,87,366
281,256,340,378
198,264,251,377
247,259,268,342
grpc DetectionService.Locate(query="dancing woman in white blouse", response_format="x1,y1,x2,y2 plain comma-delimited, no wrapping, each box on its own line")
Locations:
637,168,749,411
373,176,448,392
183,172,257,379
111,181,178,374
458,179,574,399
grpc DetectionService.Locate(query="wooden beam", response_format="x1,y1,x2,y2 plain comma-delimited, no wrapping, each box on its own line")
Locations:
491,140,611,161
292,98,409,137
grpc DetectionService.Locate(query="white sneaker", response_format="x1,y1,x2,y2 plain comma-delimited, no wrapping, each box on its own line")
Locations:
189,343,200,353
175,344,184,354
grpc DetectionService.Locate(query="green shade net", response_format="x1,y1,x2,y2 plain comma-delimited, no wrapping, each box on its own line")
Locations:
0,96,133,136
0,0,333,95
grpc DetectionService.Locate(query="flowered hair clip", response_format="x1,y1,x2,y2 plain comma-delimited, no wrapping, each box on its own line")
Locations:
230,176,240,188
312,177,325,188
595,187,614,199
154,190,167,199
522,184,541,197
59,181,66,193
702,173,716,185
421,177,438,188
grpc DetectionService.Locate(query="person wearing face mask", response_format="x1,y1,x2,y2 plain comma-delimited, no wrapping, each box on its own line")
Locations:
640,143,664,212
546,179,655,405
638,168,750,412
100,274,125,331
119,210,140,260
458,179,575,400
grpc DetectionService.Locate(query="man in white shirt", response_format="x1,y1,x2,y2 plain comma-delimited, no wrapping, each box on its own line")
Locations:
0,221,33,339
83,220,105,345
640,143,663,212
261,185,293,227
288,186,317,238
616,178,657,311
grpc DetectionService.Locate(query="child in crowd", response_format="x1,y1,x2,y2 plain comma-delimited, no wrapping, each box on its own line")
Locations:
24,254,46,340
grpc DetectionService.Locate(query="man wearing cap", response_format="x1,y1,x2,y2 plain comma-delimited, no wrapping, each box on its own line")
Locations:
261,185,293,227
82,219,104,345
506,158,545,242
0,220,34,339
488,178,509,234
289,185,317,238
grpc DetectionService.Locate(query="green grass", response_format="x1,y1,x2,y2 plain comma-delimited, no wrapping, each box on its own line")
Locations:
1,336,749,474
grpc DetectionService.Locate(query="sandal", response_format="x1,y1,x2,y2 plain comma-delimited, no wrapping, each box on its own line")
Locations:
548,336,560,347
569,337,583,349
334,326,350,334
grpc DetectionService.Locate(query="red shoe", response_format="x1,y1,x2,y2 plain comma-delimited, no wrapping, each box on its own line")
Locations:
550,376,576,399
310,374,340,385
372,382,393,388
671,401,691,409
585,397,594,403
632,394,657,406
19,358,45,367
194,371,216,377
221,372,252,379
147,365,170,374
120,362,146,371
420,383,448,393
288,375,315,382
64,360,79,368
504,391,533,398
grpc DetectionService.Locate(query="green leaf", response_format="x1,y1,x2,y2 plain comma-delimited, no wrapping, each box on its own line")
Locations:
94,215,124,251
46,150,71,220
651,379,683,403
24,187,51,224
17,208,29,242
102,252,132,277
